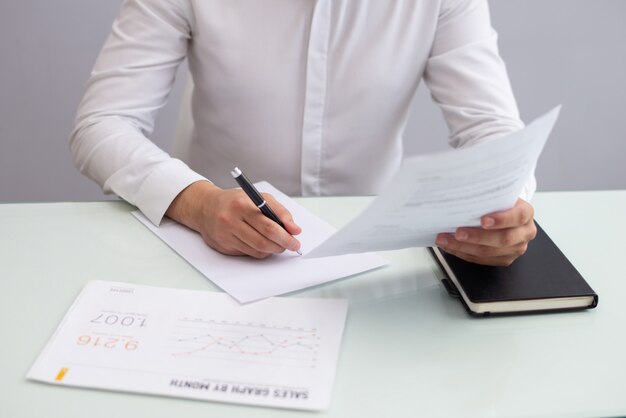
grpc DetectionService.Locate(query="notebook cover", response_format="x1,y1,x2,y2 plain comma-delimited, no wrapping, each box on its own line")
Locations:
429,221,598,316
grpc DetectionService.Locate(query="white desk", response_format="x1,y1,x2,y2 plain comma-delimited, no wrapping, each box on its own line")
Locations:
1,191,625,418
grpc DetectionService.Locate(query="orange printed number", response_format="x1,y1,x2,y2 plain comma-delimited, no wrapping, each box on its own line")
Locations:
125,340,139,351
76,335,139,351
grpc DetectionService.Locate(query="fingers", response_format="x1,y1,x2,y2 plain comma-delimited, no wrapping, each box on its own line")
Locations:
264,193,302,235
435,199,537,266
194,188,301,258
240,215,301,254
165,184,301,258
202,233,273,260
204,215,296,258
452,221,536,248
229,235,278,260
480,199,534,230
436,232,529,266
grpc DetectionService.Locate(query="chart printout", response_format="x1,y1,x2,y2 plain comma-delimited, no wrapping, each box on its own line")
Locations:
27,281,349,410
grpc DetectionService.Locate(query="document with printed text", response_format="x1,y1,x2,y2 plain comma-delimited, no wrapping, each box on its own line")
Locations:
306,106,561,258
28,281,348,411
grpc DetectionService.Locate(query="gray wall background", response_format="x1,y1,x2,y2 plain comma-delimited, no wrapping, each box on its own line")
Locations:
1,0,624,203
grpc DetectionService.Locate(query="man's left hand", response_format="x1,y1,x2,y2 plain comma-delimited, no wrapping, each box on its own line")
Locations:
435,199,537,266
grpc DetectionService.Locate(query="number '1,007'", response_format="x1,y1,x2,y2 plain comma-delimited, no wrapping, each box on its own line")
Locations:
90,313,146,328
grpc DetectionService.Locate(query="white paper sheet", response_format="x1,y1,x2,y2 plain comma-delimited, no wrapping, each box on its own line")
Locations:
27,281,348,411
306,106,561,258
132,183,387,303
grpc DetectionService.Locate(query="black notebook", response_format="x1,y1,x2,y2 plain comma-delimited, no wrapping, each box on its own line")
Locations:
429,222,598,316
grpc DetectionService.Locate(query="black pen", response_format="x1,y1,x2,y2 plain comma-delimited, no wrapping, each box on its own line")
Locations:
230,167,302,255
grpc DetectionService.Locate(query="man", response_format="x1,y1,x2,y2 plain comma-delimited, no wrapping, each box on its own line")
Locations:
70,0,537,265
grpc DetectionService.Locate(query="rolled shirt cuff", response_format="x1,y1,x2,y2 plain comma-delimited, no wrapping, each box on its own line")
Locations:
135,159,207,226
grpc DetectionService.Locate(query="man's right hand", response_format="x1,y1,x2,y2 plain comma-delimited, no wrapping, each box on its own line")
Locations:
165,180,301,259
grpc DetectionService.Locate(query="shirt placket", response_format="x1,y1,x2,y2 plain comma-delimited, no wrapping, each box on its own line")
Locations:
300,0,332,196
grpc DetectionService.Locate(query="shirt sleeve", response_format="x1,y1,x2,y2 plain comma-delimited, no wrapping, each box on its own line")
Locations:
423,0,536,201
70,0,206,225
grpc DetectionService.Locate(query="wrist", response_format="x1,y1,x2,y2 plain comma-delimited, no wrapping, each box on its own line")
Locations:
166,180,221,231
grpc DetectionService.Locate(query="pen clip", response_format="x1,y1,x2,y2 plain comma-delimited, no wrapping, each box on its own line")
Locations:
231,167,265,206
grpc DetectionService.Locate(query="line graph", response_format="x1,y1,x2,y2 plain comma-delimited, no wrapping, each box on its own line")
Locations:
167,318,321,368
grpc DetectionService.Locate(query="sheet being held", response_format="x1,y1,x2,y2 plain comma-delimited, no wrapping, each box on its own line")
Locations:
306,106,561,258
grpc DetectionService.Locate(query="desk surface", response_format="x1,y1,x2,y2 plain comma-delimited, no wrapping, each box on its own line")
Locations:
1,191,625,418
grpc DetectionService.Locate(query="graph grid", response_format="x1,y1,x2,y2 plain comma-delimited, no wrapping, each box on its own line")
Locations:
167,318,321,369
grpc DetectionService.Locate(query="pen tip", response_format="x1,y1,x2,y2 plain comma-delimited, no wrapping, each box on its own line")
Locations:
296,250,303,256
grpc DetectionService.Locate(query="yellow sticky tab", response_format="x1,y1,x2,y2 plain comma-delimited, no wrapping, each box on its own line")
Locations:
55,367,69,382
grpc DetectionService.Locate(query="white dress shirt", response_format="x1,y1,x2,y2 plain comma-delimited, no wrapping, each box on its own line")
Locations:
71,0,532,226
